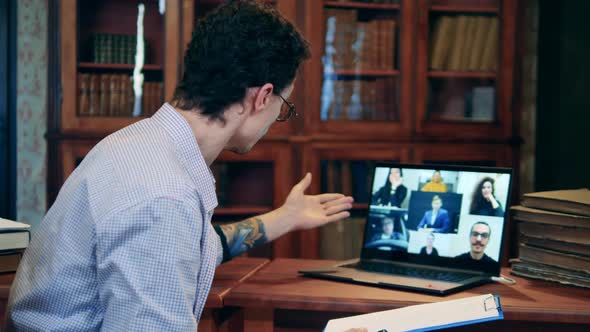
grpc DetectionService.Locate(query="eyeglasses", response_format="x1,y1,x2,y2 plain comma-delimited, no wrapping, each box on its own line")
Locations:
276,95,297,122
471,231,490,239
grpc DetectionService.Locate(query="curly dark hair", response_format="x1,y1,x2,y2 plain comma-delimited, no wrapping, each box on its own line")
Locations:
171,1,311,121
469,177,495,214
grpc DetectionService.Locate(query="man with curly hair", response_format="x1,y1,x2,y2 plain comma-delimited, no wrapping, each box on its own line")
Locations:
7,2,353,330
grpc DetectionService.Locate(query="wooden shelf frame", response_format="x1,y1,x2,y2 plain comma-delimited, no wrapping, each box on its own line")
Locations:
324,1,401,10
77,62,163,71
304,0,415,139
60,0,180,134
415,0,517,139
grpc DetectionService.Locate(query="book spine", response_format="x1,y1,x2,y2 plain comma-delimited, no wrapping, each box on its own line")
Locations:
78,73,90,116
101,74,111,116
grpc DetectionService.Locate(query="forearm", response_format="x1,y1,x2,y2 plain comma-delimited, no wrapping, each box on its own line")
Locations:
217,207,292,259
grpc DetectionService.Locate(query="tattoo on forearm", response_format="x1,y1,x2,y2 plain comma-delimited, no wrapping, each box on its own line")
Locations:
219,217,268,258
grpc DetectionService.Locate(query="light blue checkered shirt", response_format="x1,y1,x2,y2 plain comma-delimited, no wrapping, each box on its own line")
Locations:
7,103,223,331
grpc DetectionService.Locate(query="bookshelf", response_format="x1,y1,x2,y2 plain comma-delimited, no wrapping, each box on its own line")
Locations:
50,0,523,260
303,0,414,138
59,0,181,133
415,0,517,138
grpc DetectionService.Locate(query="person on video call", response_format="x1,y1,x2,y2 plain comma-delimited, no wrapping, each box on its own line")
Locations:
419,232,439,257
421,170,447,193
370,217,408,251
6,3,355,331
469,177,504,217
454,221,497,270
371,168,407,207
417,195,452,233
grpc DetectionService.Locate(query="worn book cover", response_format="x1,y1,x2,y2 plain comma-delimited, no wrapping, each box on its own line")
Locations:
511,205,590,229
522,188,590,216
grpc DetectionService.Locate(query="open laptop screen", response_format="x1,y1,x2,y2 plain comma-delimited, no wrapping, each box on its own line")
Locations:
361,163,512,275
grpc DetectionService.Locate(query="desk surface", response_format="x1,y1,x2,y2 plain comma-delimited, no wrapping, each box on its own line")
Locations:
225,258,590,324
206,257,270,308
0,258,269,310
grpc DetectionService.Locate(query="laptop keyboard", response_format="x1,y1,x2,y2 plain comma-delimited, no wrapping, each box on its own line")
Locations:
343,261,475,283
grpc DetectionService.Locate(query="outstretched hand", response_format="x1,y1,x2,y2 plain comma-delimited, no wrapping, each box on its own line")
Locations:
281,173,354,232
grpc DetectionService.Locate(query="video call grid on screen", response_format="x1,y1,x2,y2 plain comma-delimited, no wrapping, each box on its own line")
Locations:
364,164,511,264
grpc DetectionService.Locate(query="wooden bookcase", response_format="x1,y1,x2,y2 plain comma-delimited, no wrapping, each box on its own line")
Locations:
59,0,181,134
50,0,523,260
415,0,517,139
302,0,414,139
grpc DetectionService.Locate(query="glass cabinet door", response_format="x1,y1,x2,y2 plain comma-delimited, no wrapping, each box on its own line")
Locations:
415,0,516,138
76,0,165,118
306,0,413,138
60,0,180,132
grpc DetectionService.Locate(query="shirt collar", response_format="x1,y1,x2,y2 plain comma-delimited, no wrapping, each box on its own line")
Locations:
151,103,218,211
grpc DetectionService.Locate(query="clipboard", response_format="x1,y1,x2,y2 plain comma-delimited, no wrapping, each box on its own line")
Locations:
323,294,503,332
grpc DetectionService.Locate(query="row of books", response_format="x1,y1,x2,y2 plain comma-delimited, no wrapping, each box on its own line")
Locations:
78,73,163,117
321,79,398,121
1,218,30,274
510,188,590,289
429,16,499,71
320,217,366,260
324,9,396,70
91,34,144,64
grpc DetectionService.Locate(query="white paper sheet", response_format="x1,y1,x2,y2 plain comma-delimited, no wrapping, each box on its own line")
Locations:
324,293,502,332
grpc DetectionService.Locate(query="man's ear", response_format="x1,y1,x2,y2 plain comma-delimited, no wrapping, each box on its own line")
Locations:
252,83,274,115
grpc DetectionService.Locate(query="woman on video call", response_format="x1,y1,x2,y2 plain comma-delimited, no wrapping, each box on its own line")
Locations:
469,177,504,217
371,168,407,207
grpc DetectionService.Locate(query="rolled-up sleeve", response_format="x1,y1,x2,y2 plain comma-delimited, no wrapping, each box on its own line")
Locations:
96,197,204,331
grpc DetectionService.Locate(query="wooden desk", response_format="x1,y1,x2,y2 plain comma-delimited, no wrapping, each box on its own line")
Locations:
199,257,270,332
0,273,15,326
0,258,269,332
225,259,590,332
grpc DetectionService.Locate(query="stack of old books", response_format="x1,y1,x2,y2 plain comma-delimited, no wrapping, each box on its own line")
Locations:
1,218,31,274
510,188,590,288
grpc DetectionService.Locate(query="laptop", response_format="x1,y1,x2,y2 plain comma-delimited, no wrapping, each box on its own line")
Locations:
300,162,513,295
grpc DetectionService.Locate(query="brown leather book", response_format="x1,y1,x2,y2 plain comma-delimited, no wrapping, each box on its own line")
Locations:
521,189,590,217
460,16,478,70
88,74,100,116
117,74,126,117
320,218,347,260
430,16,455,70
126,76,135,117
388,20,396,70
376,20,384,69
341,160,353,196
511,259,590,288
520,234,590,258
467,17,489,71
511,205,590,229
519,243,590,272
518,221,590,246
109,74,120,117
99,74,110,116
78,73,90,116
448,15,468,71
428,17,445,69
481,17,499,71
